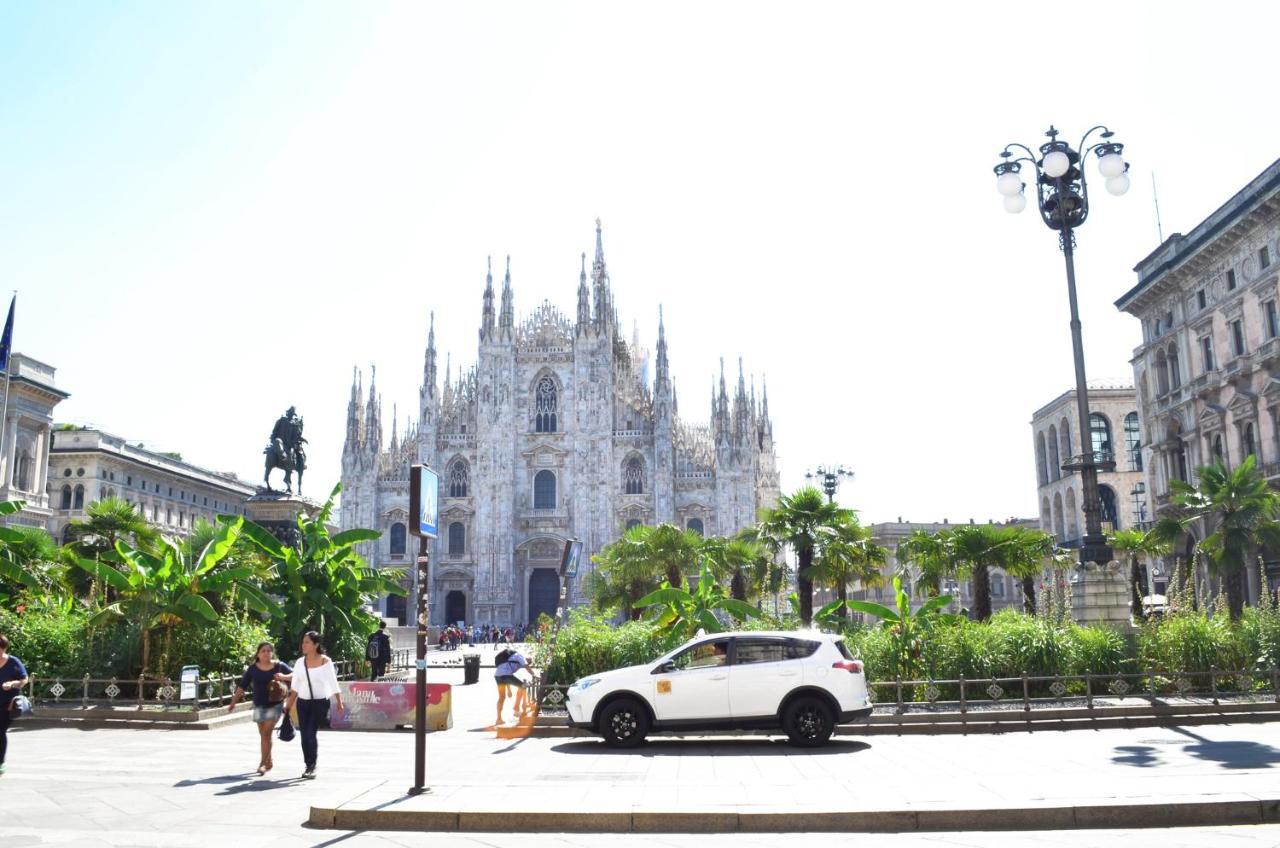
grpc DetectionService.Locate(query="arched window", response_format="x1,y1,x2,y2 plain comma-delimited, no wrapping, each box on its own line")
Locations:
1099,485,1119,530
1155,350,1169,395
1035,432,1049,486
448,521,465,555
73,485,85,510
60,485,73,510
625,518,642,531
1047,424,1061,480
1060,418,1073,462
1090,413,1112,460
1124,412,1142,471
1065,489,1079,539
13,452,31,491
623,456,644,495
534,377,558,433
1212,433,1226,465
1244,422,1257,461
534,470,556,509
1167,344,1181,389
389,522,406,556
1052,493,1065,541
687,518,704,536
448,459,469,498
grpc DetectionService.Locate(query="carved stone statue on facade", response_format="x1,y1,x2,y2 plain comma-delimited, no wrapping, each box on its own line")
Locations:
263,406,307,494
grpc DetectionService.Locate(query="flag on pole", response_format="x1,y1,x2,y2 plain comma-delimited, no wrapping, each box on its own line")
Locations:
0,295,13,373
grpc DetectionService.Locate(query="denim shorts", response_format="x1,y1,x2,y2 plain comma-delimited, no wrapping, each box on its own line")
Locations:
253,703,283,723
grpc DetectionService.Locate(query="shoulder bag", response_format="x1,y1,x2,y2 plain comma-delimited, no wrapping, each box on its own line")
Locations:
9,693,32,719
267,663,289,704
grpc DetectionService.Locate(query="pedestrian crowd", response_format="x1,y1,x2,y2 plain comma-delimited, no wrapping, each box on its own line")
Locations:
437,623,532,650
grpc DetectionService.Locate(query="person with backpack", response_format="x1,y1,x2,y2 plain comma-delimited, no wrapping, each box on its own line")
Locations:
366,621,392,680
0,634,30,777
493,646,528,726
227,641,291,775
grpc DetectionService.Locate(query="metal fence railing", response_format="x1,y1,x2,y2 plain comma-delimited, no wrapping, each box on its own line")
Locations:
23,648,414,713
529,666,1280,718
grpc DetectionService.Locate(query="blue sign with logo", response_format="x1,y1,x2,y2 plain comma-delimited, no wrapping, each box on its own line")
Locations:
410,465,439,539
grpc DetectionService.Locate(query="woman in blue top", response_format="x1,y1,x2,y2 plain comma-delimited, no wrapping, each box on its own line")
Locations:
493,648,528,726
228,642,292,775
0,633,30,777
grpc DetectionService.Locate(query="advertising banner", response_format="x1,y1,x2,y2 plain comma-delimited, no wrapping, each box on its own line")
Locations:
327,681,453,731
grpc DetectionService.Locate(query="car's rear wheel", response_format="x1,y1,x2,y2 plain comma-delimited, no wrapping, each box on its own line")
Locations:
783,696,834,747
599,698,649,748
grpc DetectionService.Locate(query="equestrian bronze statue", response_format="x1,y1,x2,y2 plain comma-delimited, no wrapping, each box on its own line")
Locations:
263,407,307,494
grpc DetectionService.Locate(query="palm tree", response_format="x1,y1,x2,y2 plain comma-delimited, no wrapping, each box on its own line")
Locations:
586,524,665,620
1154,456,1280,620
700,534,771,602
896,529,953,598
0,500,67,604
640,523,705,589
1109,528,1172,622
996,527,1057,615
66,496,158,559
812,518,887,622
756,487,854,626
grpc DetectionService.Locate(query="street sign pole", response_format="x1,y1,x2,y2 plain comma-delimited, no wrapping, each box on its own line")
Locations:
407,464,438,798
410,537,429,796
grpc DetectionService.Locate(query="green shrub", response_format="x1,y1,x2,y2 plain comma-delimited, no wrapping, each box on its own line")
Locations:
1138,611,1249,672
0,606,93,676
1239,605,1280,671
535,611,682,684
1066,625,1130,676
153,615,272,679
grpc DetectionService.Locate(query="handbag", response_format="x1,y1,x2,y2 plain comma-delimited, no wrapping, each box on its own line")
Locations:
9,694,32,719
277,713,295,742
304,659,332,730
267,665,289,705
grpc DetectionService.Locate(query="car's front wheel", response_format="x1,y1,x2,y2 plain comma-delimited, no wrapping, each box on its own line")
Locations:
783,696,834,747
599,697,649,748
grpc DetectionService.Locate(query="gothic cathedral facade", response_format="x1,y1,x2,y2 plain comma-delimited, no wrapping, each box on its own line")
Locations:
340,223,781,626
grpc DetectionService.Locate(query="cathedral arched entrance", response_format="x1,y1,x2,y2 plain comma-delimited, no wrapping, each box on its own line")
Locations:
445,590,467,626
386,593,407,626
527,568,559,624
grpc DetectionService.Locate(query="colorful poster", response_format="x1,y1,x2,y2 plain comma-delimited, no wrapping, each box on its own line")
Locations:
327,681,452,731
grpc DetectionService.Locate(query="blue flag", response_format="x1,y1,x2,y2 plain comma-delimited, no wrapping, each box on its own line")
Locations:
0,296,12,373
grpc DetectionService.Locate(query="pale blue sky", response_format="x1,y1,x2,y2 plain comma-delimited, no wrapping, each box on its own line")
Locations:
6,1,1279,522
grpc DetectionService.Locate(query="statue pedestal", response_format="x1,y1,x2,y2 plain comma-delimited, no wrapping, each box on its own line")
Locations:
1071,563,1133,628
245,491,321,546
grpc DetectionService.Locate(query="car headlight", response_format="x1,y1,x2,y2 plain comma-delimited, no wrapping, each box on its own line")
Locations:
573,678,602,691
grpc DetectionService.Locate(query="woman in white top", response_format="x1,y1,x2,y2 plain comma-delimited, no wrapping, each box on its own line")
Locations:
280,630,344,779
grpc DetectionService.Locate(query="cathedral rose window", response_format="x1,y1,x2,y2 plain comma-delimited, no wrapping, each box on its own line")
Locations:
535,376,558,433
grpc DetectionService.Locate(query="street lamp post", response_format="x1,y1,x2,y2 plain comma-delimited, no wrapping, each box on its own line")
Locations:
805,464,853,503
994,125,1131,566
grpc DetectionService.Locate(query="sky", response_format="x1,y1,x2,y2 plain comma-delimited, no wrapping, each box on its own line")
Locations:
4,1,1279,524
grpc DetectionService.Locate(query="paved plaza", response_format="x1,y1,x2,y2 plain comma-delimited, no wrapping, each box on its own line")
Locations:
2,665,1279,845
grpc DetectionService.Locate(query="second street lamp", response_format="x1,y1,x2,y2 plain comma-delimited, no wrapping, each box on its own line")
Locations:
806,464,853,503
994,125,1131,566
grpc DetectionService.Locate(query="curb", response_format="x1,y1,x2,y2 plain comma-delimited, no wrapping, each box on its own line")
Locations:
309,797,1280,833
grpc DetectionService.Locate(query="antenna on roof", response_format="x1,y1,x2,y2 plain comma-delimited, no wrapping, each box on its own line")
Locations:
1152,172,1164,243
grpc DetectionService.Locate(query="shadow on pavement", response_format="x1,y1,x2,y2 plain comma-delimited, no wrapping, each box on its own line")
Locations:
173,773,307,793
1111,728,1280,770
550,738,871,756
173,773,258,786
1111,745,1160,767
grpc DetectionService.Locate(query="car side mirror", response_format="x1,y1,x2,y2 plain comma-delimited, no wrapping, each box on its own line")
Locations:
652,661,676,675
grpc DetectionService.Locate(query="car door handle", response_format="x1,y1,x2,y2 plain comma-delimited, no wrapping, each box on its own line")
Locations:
708,674,727,681
779,670,798,677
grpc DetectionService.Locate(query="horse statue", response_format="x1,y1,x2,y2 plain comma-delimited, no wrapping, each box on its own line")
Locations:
263,407,307,494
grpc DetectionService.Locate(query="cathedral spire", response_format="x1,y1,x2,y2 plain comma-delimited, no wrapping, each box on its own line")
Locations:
345,365,363,449
592,218,611,330
499,254,515,339
365,365,381,453
481,256,495,341
390,403,399,453
423,312,437,402
655,305,670,394
576,251,590,331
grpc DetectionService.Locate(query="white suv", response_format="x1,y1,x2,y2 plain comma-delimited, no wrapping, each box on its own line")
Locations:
565,630,871,747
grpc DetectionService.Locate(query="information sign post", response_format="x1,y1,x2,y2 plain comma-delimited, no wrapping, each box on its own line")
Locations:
407,464,439,796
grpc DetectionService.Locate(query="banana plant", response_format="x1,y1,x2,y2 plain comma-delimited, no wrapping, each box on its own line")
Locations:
636,562,762,640
847,575,958,679
238,483,405,652
74,516,280,676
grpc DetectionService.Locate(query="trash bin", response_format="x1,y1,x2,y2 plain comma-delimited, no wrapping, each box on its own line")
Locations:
463,654,480,685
